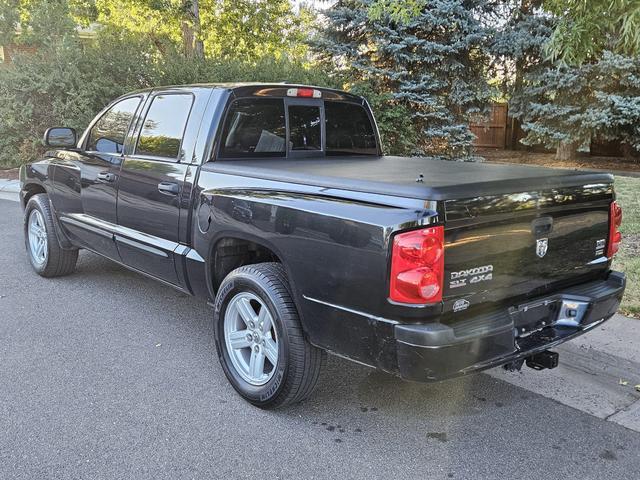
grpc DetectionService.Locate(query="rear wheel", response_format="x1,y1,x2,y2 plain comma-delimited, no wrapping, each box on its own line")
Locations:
213,263,325,408
24,194,78,277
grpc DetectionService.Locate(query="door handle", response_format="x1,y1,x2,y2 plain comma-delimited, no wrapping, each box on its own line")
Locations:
96,172,116,183
158,181,180,195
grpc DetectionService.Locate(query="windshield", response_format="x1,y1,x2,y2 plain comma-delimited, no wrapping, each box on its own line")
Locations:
219,98,377,158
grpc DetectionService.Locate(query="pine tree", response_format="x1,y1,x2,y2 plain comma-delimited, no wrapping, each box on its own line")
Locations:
495,14,640,160
489,1,554,150
489,2,593,160
517,64,595,159
585,51,640,159
490,3,551,114
494,2,640,160
315,0,494,159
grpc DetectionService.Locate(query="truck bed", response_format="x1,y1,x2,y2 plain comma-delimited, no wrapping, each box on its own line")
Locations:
209,156,613,201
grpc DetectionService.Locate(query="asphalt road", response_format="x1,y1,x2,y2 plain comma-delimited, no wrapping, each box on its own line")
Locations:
1,198,640,480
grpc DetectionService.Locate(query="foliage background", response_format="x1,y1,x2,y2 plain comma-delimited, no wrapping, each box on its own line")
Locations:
0,0,342,168
1,0,640,167
314,0,495,160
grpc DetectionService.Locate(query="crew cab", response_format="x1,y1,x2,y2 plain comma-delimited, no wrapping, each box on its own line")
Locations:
20,84,626,408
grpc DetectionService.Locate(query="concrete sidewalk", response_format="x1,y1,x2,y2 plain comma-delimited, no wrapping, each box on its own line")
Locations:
488,314,640,432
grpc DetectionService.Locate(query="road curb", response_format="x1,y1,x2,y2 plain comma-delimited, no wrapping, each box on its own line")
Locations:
0,192,19,202
0,179,20,193
0,180,20,202
609,399,640,431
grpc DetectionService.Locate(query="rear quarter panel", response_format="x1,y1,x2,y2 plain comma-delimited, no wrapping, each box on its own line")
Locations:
193,167,441,369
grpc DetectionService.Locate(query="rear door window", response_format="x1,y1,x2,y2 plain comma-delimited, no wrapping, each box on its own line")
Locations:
135,94,193,160
220,99,286,158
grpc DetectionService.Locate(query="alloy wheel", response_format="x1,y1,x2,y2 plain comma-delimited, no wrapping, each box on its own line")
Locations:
28,209,48,266
223,292,279,385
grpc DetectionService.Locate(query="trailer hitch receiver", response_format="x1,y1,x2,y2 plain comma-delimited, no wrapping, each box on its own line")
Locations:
526,350,559,370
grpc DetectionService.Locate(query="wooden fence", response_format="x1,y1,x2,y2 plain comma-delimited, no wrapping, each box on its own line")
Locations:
471,103,624,156
470,103,508,148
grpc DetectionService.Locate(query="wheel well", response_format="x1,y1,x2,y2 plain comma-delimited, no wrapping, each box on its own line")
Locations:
212,237,281,292
22,183,47,206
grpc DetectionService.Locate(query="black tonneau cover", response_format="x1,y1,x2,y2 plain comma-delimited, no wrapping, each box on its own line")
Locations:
211,156,613,201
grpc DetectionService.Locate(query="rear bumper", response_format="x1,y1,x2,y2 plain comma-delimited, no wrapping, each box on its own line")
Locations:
395,271,626,382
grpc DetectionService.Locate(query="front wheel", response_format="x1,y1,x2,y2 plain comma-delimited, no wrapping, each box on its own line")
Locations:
213,263,325,408
24,194,78,277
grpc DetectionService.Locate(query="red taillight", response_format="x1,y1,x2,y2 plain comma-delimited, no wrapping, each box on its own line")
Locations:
606,201,623,258
390,226,445,304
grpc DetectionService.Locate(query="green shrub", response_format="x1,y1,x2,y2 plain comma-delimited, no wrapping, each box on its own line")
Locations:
0,30,339,169
0,24,418,168
0,30,158,168
0,39,93,168
153,55,339,88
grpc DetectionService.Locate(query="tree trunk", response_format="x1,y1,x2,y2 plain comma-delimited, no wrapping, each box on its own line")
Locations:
150,34,168,57
509,0,538,150
620,142,637,161
182,21,195,58
192,0,205,60
182,0,205,59
555,141,578,161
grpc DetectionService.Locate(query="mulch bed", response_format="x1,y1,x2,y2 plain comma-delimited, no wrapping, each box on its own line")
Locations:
476,148,640,173
0,168,19,180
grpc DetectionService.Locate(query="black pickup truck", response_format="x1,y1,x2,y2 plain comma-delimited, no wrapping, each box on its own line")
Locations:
20,84,625,408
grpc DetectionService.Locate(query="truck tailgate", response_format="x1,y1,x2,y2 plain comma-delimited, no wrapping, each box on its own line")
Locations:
443,182,614,312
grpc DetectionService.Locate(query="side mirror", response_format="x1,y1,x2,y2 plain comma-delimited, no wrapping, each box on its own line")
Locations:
44,127,77,148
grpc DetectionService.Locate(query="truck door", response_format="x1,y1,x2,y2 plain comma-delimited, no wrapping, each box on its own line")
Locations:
115,91,197,286
52,95,144,261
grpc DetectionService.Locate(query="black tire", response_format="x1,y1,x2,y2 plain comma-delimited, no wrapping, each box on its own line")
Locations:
213,262,325,408
24,194,78,277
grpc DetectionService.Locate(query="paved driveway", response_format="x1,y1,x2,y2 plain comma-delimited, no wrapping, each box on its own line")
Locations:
1,199,639,479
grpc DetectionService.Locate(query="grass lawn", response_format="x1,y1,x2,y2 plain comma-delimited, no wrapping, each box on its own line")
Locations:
613,176,640,317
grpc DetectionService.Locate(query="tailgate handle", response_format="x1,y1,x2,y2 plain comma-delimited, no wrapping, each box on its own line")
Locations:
531,216,553,236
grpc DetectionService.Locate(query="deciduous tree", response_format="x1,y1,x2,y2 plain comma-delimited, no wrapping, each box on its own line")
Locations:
544,0,640,65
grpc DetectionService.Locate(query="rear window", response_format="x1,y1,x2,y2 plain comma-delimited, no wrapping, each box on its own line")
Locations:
325,102,377,155
289,105,321,151
219,97,377,158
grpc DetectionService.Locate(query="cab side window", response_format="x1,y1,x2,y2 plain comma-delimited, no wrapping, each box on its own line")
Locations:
135,94,194,160
87,97,142,154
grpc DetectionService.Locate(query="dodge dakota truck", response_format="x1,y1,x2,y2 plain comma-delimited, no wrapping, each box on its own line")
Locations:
20,84,626,408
